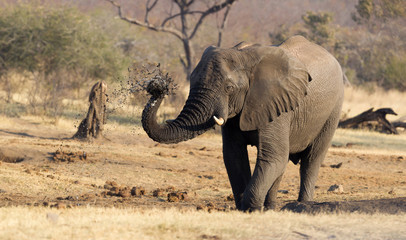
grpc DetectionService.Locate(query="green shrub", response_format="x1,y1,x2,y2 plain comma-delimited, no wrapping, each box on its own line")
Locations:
383,55,406,91
0,4,128,116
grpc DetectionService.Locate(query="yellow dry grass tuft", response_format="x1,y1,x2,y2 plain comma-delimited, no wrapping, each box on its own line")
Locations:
343,86,406,121
0,207,405,240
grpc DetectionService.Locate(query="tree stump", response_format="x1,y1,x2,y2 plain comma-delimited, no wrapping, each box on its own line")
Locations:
338,108,398,134
73,81,107,139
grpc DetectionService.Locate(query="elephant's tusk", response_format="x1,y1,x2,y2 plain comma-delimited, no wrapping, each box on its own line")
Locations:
213,116,225,126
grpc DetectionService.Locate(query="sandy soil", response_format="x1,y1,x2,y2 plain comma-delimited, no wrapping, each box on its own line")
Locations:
0,117,405,213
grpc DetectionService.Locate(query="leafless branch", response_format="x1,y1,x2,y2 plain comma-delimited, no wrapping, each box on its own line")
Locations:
189,0,237,39
161,10,205,27
144,0,159,24
106,0,184,40
217,5,231,47
105,0,238,80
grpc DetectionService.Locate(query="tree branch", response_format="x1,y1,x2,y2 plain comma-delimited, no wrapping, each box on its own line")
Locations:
144,0,159,24
189,0,237,39
217,5,232,47
161,10,205,27
106,0,184,40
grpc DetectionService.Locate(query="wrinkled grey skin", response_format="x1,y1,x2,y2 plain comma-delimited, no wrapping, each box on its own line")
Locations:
142,36,344,211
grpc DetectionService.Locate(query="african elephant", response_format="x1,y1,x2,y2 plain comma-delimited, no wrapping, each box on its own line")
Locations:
142,35,344,211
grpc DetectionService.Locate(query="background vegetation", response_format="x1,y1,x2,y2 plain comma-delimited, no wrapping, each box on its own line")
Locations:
0,0,405,120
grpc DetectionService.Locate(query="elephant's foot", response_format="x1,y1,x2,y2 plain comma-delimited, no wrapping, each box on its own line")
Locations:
241,199,263,212
241,205,263,213
297,191,314,202
263,201,277,211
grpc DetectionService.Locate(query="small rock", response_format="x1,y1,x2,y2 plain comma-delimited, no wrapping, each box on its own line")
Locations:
168,193,180,202
107,187,120,196
167,191,188,202
52,202,66,209
153,188,165,197
200,234,220,240
328,184,344,193
46,175,55,179
156,152,168,157
388,188,397,195
108,181,119,188
330,162,343,169
196,205,205,210
131,186,146,196
197,202,216,212
225,194,234,201
206,202,216,212
119,189,131,198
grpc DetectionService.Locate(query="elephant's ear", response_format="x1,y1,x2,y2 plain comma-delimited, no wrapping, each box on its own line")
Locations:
240,47,311,131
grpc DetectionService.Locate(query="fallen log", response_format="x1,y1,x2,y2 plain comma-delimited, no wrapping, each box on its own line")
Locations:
338,108,399,134
73,81,107,139
393,121,406,130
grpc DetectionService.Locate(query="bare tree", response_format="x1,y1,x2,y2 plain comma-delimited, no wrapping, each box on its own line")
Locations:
105,0,237,80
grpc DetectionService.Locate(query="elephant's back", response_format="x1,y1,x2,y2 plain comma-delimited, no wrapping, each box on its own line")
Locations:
279,35,343,106
280,36,344,152
279,36,343,91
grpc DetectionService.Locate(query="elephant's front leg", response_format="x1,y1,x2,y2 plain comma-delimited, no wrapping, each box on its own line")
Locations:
241,124,289,211
222,120,251,210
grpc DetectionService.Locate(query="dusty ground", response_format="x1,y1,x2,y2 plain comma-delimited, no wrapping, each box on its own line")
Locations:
0,116,405,214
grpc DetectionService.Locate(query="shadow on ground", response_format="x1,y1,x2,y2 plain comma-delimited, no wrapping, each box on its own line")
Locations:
282,197,406,214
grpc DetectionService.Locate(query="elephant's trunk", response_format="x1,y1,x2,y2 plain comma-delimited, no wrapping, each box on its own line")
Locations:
142,88,216,144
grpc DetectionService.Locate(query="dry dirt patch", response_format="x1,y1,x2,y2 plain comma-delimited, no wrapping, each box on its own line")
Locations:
0,147,24,163
0,117,405,214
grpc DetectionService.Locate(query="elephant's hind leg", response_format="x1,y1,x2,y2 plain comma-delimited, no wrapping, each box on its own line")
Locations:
298,105,342,202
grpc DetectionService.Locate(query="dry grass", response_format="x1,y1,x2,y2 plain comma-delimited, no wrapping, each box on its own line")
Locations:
342,86,406,121
0,207,405,240
333,128,406,154
1,86,406,240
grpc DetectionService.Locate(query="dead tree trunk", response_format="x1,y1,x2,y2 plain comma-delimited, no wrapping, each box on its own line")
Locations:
338,108,398,134
393,121,406,130
73,81,107,139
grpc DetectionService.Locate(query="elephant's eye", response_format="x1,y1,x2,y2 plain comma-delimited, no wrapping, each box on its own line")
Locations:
225,84,235,93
